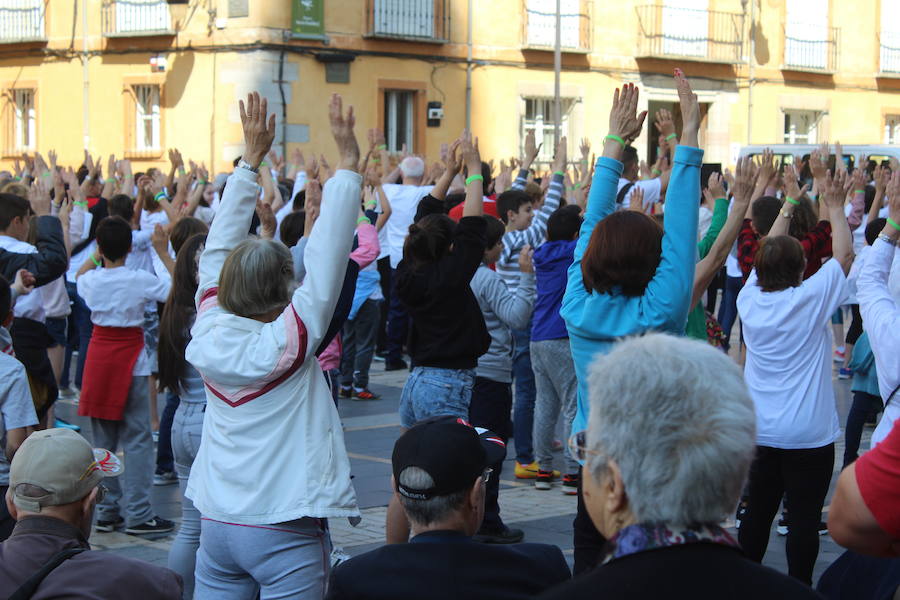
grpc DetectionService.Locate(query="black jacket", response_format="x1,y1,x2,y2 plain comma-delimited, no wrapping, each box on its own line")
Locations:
395,195,490,369
327,530,570,600
538,542,824,600
0,216,67,286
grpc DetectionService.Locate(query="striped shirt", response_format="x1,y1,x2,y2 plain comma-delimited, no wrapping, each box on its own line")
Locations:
496,169,564,292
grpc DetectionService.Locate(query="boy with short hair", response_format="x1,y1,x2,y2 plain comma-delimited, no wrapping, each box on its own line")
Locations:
75,216,173,535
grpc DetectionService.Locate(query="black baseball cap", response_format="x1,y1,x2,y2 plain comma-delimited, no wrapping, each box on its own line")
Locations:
392,416,506,500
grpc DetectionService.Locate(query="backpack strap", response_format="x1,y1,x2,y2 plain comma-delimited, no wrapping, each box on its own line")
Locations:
885,383,900,408
615,182,635,206
9,547,86,600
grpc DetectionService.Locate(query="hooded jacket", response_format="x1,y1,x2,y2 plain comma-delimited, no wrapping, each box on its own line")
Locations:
532,239,576,342
185,167,362,525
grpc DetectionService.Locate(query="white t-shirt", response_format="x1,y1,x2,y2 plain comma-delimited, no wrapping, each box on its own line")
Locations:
0,235,44,322
381,183,433,269
0,353,38,485
616,177,661,212
738,259,848,449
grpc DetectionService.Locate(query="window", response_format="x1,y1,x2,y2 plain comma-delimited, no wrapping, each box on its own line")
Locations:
524,0,588,50
662,0,709,58
134,85,160,151
0,0,45,43
885,115,900,145
521,97,574,164
11,88,35,151
881,1,900,73
784,0,830,70
372,0,438,39
783,109,820,144
105,0,172,36
384,90,415,153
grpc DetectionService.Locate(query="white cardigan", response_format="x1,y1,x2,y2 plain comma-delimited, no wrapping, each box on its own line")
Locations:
185,166,362,524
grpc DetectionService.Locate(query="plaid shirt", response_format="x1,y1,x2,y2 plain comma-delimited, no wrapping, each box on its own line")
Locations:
738,219,833,283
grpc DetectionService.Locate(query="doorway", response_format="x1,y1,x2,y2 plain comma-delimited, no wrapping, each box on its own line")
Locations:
646,99,709,165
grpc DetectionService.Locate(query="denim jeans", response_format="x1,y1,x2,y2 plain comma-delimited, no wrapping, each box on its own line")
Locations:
169,400,205,599
399,367,475,428
61,280,93,389
156,392,180,474
717,275,743,350
386,268,409,363
512,325,536,465
91,375,154,527
843,392,883,468
340,298,381,390
195,517,331,600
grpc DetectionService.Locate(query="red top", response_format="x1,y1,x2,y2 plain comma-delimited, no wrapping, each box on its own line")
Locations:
448,198,499,222
856,419,900,538
738,219,833,283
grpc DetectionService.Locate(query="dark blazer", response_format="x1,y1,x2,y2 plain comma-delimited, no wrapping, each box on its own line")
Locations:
0,215,66,286
538,542,825,600
327,530,571,600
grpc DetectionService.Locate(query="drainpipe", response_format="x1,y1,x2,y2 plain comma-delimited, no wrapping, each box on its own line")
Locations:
465,0,472,129
82,0,89,149
278,49,288,173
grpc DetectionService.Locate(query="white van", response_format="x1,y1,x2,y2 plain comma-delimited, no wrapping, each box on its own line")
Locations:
738,144,900,169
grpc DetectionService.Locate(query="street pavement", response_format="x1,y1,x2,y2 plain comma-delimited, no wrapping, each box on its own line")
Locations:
54,351,863,587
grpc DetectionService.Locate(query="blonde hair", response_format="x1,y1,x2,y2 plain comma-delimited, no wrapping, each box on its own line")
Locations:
218,239,295,318
1,182,29,198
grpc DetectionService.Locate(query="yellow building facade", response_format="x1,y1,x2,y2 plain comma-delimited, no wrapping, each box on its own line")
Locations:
2,0,900,173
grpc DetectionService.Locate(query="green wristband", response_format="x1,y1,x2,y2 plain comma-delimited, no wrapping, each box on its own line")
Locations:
198,179,208,185
604,135,626,148
91,255,102,267
854,189,865,194
465,174,484,185
887,217,900,232
41,172,52,178
153,192,167,203
105,177,116,183
73,200,88,208
652,168,661,176
178,168,186,176
357,216,371,226
12,176,21,181
785,196,800,206
376,144,387,150
553,171,565,177
666,133,678,141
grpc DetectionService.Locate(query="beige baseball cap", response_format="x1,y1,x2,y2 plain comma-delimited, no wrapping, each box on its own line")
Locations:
9,428,123,513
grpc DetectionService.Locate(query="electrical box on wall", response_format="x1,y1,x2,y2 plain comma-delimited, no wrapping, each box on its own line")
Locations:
427,102,443,127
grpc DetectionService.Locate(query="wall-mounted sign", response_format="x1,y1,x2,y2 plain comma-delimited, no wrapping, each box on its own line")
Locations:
292,0,325,38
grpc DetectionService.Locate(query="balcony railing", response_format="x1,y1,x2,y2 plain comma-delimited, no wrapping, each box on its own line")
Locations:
367,0,449,43
0,0,46,43
635,5,743,63
522,0,592,53
881,31,900,75
102,0,174,37
783,24,838,72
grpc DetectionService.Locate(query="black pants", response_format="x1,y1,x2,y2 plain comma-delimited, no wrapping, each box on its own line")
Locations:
0,485,13,541
468,376,512,533
843,392,883,468
155,392,180,474
573,466,607,575
845,304,863,346
375,257,392,354
738,443,834,585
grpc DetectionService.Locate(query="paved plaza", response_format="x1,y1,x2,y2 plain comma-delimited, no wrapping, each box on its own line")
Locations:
54,353,865,587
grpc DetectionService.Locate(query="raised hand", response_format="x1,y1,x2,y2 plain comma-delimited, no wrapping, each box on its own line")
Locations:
783,163,808,201
731,156,759,205
809,147,829,183
238,91,277,169
328,93,359,172
707,171,726,201
255,199,277,240
654,108,676,138
151,224,170,255
674,68,699,147
756,148,776,188
888,170,900,226
551,136,567,174
608,83,647,145
48,150,58,171
442,139,462,176
523,129,542,168
518,245,534,274
28,177,51,216
459,130,481,175
822,169,848,211
628,185,645,212
13,269,35,297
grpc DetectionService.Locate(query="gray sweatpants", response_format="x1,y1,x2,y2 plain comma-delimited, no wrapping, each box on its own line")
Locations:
91,374,154,527
531,339,579,474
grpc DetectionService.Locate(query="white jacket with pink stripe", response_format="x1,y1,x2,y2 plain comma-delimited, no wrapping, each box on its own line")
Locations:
185,166,362,525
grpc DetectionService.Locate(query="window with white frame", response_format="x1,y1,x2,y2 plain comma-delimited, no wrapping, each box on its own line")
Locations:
521,97,574,164
885,115,900,145
384,90,415,154
13,89,35,151
881,1,900,73
134,84,160,151
0,0,45,42
662,0,709,58
113,0,171,34
784,0,829,69
372,0,435,39
783,109,820,144
524,0,584,49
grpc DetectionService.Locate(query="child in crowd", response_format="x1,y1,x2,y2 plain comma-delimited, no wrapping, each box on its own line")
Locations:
75,215,173,535
469,215,535,544
495,133,565,479
385,131,488,543
531,205,582,493
0,271,39,541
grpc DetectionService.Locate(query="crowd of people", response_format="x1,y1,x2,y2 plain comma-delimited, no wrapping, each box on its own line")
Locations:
0,66,896,599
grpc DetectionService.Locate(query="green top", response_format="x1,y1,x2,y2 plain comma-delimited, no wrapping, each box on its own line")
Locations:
685,197,729,341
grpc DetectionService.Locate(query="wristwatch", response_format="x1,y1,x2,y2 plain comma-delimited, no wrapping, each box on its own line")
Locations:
877,232,899,247
237,159,259,173
780,210,793,219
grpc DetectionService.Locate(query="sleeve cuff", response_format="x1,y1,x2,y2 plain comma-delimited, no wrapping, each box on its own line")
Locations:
673,145,704,166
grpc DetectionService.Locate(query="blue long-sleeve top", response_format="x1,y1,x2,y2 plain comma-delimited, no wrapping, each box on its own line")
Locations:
561,145,702,437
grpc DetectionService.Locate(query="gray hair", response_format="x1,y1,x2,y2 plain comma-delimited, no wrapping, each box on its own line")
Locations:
399,156,425,179
218,238,295,318
586,333,755,527
397,466,468,526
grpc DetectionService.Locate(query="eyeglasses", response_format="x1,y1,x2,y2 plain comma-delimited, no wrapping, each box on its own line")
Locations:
481,468,493,484
568,431,601,463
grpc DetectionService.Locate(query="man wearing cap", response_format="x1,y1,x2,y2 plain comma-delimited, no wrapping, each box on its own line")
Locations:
0,428,182,599
327,416,570,599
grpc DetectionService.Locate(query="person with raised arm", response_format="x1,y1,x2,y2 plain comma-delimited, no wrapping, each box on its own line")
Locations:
561,70,702,574
185,92,362,599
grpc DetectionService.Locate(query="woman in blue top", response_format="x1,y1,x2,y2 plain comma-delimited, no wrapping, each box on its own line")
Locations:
561,70,702,574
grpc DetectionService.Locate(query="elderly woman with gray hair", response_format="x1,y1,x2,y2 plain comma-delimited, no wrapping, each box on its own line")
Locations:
539,334,823,600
